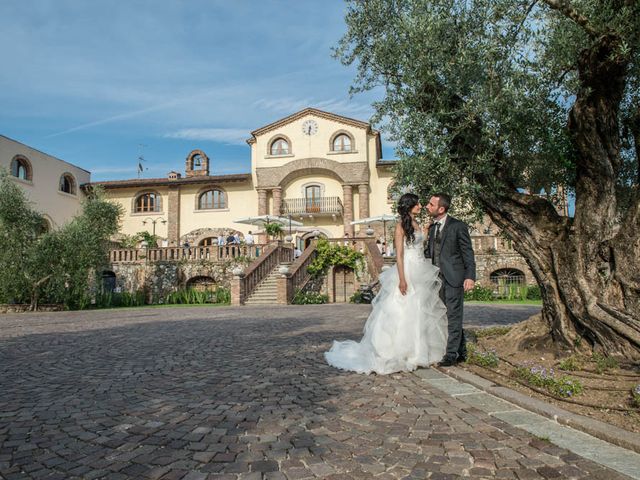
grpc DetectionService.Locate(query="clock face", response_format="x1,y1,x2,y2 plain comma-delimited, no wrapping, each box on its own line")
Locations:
302,119,318,136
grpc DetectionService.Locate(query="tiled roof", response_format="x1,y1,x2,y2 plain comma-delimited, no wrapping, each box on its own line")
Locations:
83,173,251,190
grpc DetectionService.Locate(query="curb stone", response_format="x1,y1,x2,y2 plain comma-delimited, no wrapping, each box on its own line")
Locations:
439,365,640,455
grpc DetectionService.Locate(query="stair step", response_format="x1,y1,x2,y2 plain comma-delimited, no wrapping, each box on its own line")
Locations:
244,261,294,304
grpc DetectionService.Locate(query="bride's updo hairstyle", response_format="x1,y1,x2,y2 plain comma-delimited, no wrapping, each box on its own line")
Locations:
397,193,420,244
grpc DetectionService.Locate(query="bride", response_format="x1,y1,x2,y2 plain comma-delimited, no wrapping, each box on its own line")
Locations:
325,193,448,375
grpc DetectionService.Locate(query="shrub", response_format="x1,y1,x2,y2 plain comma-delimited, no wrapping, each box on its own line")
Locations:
292,290,328,304
464,284,494,301
165,288,208,305
512,363,584,398
264,223,283,239
213,287,231,304
349,287,375,304
95,290,146,308
558,355,582,371
526,285,542,300
475,326,511,338
466,343,499,367
164,287,231,305
592,352,619,373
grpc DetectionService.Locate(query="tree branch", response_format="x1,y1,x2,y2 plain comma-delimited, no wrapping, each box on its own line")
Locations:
541,0,600,38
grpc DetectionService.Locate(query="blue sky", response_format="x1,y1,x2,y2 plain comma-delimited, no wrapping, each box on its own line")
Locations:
0,0,392,181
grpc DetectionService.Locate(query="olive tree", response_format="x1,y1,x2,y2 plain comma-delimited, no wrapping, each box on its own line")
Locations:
0,171,122,309
337,0,640,355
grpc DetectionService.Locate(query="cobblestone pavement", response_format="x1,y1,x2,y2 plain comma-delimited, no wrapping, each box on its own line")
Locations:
1,304,629,480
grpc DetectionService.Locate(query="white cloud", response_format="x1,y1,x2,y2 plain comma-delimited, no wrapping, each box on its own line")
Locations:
164,128,250,145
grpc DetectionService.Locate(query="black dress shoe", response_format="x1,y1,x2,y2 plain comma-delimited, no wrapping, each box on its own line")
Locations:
437,357,456,367
457,354,467,363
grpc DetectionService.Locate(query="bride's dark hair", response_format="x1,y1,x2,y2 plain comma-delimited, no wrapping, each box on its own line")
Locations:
397,193,420,244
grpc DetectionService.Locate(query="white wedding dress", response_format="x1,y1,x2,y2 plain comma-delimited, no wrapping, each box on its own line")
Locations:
325,231,448,375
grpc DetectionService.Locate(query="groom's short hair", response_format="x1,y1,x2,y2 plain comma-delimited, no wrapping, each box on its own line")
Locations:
433,193,451,211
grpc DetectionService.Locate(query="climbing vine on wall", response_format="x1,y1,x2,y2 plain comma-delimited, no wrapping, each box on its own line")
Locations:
307,239,365,278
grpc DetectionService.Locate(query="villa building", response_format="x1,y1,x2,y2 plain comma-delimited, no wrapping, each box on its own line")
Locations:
2,108,542,303
0,135,90,230
89,108,396,249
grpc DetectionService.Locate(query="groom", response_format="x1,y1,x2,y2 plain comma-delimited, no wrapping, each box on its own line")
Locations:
424,193,476,366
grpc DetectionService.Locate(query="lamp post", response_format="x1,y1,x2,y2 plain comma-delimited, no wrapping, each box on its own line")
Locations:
142,217,167,237
285,214,293,243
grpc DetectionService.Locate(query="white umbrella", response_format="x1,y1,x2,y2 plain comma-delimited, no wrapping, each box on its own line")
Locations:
233,215,303,227
350,214,398,245
234,215,304,239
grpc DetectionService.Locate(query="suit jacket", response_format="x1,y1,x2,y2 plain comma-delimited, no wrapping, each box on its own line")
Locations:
424,216,476,288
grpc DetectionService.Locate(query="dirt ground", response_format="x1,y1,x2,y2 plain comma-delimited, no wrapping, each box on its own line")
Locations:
464,315,640,434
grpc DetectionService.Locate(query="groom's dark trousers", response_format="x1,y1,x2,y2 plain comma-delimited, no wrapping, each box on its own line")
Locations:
425,216,476,361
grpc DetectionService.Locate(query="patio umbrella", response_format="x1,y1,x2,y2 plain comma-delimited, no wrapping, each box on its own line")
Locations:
350,214,398,246
233,215,304,227
233,215,303,238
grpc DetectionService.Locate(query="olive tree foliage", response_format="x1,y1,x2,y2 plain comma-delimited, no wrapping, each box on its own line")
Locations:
0,171,122,309
337,0,640,355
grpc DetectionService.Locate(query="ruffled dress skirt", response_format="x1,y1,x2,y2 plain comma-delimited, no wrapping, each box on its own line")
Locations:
325,246,448,375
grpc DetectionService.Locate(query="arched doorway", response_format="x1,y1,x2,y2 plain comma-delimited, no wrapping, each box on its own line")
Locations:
101,271,116,293
300,230,329,249
490,268,525,298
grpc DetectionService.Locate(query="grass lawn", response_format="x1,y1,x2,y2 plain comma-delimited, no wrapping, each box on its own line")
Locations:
466,299,542,306
93,303,231,311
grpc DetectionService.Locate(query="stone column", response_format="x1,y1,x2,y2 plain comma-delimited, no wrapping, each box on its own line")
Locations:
257,188,268,216
357,184,370,235
167,185,180,246
230,273,245,305
276,272,292,304
342,184,354,236
272,187,282,216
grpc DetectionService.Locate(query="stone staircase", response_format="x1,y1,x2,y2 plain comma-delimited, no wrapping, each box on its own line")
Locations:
244,262,291,305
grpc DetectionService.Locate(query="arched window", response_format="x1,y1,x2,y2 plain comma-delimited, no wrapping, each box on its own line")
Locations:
186,276,217,293
134,192,161,213
192,153,203,168
10,156,31,181
270,138,290,156
59,173,76,194
332,134,352,152
490,268,526,298
198,189,226,209
490,268,525,284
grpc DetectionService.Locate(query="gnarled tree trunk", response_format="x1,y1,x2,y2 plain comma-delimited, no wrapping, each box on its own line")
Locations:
481,33,640,357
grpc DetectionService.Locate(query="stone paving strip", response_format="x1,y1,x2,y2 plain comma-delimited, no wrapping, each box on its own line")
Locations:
1,304,632,480
415,368,640,479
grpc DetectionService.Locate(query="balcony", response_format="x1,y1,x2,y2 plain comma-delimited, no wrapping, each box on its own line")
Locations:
282,196,343,217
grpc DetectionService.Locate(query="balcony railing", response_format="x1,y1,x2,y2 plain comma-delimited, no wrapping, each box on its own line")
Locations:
282,196,343,216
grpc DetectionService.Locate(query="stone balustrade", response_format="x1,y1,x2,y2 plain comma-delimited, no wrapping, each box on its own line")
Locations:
108,244,266,264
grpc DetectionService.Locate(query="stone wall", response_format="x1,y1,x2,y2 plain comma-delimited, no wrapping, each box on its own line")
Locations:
107,257,250,303
475,253,535,286
0,304,64,314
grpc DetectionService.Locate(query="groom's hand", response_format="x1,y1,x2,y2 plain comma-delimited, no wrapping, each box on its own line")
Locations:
463,279,475,292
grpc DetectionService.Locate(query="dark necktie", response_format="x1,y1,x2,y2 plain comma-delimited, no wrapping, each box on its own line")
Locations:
430,222,440,258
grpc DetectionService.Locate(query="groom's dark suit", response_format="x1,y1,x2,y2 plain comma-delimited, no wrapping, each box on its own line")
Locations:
424,216,476,361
